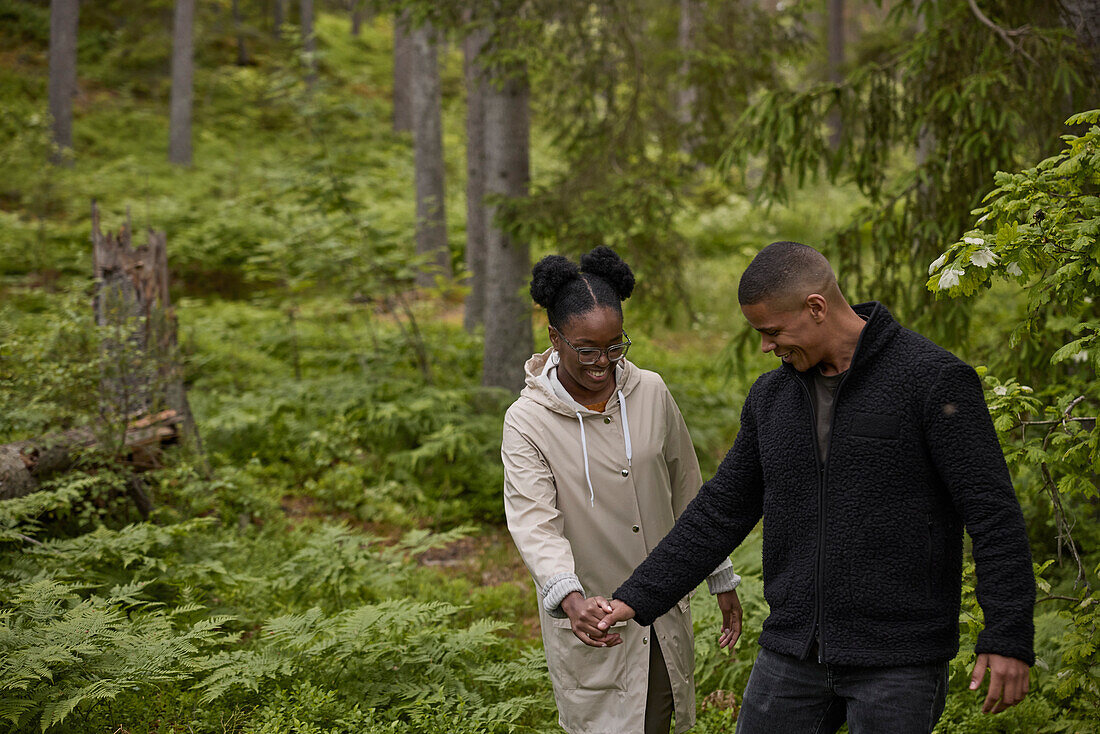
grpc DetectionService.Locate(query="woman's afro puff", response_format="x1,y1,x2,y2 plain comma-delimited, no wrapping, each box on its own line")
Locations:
530,255,580,309
580,246,635,300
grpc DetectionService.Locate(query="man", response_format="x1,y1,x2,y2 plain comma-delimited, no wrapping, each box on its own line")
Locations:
596,242,1034,733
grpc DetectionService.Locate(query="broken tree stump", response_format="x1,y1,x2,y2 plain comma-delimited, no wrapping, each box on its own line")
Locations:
91,201,203,460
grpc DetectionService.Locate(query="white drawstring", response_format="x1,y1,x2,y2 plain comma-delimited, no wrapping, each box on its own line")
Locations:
618,389,632,467
576,412,595,507
575,389,632,509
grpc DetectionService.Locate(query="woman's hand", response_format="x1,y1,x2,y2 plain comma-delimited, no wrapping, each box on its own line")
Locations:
561,592,623,647
716,589,743,650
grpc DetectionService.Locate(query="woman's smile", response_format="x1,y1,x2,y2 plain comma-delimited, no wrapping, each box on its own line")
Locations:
584,365,611,381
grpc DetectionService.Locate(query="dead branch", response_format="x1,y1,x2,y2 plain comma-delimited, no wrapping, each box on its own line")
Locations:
1038,395,1093,593
965,0,1038,65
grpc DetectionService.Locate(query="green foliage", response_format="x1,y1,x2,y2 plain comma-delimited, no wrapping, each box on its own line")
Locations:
193,359,511,525
0,578,231,732
728,1,1093,344
690,532,765,700
928,112,1100,728
0,481,551,732
928,109,1100,381
0,289,101,440
509,0,809,320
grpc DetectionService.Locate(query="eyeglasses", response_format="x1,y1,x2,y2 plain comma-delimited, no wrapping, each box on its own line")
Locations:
553,329,632,365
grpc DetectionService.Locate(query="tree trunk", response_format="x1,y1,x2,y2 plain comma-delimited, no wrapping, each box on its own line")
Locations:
48,0,79,164
827,0,844,149
412,21,450,287
463,25,490,331
1059,0,1100,80
677,0,700,153
350,0,370,36
393,12,414,132
481,62,532,393
169,0,195,165
915,7,935,170
273,0,286,39
91,202,203,460
233,0,250,65
301,0,316,85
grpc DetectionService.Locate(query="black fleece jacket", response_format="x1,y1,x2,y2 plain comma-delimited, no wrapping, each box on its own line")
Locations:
615,302,1035,666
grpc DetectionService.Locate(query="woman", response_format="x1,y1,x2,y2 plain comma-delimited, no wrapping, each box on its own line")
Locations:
502,247,743,734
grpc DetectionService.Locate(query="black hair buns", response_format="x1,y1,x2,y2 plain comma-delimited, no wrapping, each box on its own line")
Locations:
530,255,581,309
580,246,635,300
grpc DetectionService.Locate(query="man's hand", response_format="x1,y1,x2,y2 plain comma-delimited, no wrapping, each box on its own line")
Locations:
561,592,622,647
596,599,636,632
969,653,1030,713
716,589,743,650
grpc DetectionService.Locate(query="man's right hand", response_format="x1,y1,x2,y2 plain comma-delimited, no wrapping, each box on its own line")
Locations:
561,592,622,647
596,599,636,631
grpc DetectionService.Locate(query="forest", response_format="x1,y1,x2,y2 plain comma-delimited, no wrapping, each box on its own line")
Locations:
0,0,1098,731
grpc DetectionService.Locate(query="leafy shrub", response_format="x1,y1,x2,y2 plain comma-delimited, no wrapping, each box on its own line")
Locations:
927,111,1100,729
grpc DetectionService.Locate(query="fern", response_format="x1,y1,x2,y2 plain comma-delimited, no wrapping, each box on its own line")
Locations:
0,577,232,731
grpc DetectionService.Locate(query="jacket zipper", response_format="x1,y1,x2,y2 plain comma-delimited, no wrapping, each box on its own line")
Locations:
796,370,849,664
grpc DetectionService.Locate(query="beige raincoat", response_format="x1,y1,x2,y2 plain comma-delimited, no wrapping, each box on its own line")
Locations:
503,350,737,734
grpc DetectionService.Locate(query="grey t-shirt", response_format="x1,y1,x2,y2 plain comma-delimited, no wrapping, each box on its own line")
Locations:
811,368,845,461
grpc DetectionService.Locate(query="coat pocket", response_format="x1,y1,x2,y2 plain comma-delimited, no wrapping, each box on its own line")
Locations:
546,623,631,691
849,411,900,439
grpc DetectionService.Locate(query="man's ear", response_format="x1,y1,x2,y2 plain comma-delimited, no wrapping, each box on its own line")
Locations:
807,293,828,323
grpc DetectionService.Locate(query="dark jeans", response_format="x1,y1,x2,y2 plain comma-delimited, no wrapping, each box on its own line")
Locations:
736,647,949,734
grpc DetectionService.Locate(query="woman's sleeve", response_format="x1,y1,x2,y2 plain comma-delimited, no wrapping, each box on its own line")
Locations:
502,415,584,618
662,384,740,595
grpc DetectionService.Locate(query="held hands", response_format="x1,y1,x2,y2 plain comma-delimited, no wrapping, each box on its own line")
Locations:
595,599,636,633
969,653,1030,714
561,592,623,647
581,593,743,652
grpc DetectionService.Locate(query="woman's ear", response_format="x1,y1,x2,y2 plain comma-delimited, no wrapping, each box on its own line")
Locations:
548,326,560,350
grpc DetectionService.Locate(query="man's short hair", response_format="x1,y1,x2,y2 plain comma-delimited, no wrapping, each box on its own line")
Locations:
738,241,836,307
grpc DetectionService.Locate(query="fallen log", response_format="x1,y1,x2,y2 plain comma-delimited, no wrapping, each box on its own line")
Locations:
0,409,183,503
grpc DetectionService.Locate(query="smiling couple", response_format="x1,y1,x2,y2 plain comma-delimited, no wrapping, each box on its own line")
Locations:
502,242,1034,734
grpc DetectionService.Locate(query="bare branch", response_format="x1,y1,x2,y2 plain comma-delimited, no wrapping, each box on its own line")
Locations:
1011,416,1097,429
965,0,1038,64
1035,594,1084,604
1040,460,1091,593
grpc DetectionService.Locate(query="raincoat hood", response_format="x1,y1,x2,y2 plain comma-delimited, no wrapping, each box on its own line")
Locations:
520,348,642,416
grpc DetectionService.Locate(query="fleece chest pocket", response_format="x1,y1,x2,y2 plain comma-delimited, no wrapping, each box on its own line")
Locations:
849,411,900,440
